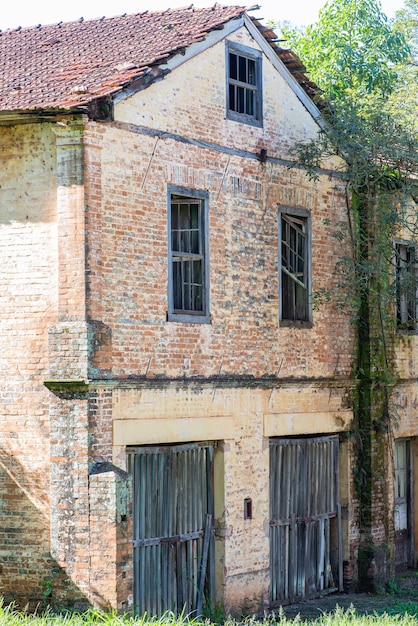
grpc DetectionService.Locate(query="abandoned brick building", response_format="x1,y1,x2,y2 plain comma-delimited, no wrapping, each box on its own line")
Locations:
0,3,417,614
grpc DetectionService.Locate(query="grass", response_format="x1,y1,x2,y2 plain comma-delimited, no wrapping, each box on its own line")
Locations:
1,603,418,626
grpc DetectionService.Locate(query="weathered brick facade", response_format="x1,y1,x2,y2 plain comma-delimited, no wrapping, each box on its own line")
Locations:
0,6,417,614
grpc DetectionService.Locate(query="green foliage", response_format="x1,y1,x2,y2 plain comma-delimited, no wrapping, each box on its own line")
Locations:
42,580,52,600
388,0,418,138
268,20,304,40
202,599,227,625
291,88,418,342
284,0,418,590
379,600,418,617
2,602,418,625
283,0,409,101
393,0,418,59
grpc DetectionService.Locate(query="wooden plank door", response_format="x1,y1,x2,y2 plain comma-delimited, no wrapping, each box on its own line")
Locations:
394,439,412,570
269,435,341,605
128,443,214,616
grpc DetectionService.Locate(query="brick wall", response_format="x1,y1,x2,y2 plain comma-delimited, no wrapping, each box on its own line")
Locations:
81,26,356,610
89,468,132,608
2,21,416,612
84,136,351,381
0,122,57,606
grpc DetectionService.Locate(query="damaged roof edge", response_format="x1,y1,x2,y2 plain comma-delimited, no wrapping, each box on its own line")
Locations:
113,15,244,105
0,109,83,125
112,13,324,128
244,15,324,128
0,96,114,124
0,8,323,126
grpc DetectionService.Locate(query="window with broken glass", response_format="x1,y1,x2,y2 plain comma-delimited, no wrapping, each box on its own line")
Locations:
280,211,311,322
395,241,418,331
226,41,262,127
167,186,209,323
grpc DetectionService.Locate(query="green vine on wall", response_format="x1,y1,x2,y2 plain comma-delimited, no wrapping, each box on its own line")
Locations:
283,0,418,591
292,99,418,588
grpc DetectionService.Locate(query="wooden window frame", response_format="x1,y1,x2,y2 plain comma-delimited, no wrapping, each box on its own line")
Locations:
394,240,418,332
279,207,312,324
167,185,210,324
226,40,263,128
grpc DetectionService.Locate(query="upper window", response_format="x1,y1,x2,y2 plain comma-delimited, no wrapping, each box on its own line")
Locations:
395,241,417,331
226,41,262,127
167,186,210,323
279,209,311,323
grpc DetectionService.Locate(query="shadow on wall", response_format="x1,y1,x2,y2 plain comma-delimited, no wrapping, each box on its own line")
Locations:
0,447,98,611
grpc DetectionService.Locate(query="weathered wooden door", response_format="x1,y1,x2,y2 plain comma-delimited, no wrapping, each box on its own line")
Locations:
394,439,412,570
128,443,214,616
270,436,342,605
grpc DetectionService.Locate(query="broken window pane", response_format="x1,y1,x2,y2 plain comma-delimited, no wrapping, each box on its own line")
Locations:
281,214,309,321
229,52,237,80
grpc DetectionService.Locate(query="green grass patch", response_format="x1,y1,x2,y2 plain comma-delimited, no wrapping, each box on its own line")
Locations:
1,604,418,626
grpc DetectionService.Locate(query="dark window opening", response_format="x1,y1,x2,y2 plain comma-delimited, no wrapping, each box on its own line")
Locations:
395,242,417,331
281,213,309,322
244,498,253,520
228,53,256,116
226,42,262,126
168,188,209,323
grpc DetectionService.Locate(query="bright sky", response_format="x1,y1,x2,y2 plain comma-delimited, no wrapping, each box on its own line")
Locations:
0,0,405,31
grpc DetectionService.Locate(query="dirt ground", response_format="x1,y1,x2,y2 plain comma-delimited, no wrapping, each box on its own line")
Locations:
276,571,418,621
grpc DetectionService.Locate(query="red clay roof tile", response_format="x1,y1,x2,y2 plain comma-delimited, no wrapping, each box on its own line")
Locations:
0,4,318,113
0,5,246,111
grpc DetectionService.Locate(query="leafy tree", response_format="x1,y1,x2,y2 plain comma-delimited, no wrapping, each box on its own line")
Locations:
388,0,418,137
394,0,418,59
284,0,418,590
284,0,409,101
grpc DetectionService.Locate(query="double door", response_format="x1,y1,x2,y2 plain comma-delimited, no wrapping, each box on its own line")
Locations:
129,443,214,615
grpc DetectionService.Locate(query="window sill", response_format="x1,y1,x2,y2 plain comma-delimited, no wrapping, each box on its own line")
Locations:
167,312,210,324
280,319,313,329
397,327,418,335
226,110,263,128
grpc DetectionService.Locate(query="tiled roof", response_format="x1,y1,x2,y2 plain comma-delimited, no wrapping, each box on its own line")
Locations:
0,4,318,113
252,18,319,103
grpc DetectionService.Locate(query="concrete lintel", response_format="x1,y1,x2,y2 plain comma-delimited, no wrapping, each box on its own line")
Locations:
114,416,235,445
264,410,353,437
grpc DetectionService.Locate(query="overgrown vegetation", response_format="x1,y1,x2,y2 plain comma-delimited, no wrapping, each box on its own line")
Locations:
1,605,418,625
389,0,418,137
283,0,409,100
282,0,418,589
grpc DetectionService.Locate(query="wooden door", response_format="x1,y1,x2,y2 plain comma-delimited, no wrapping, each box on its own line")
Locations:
269,436,342,605
128,443,214,616
394,439,412,570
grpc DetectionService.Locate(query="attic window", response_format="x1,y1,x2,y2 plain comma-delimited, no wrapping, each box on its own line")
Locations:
226,41,262,127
